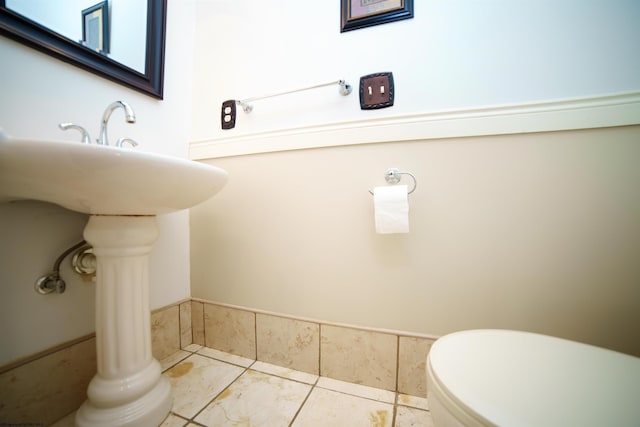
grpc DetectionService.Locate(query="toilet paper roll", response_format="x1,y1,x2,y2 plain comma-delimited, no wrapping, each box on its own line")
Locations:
373,185,409,234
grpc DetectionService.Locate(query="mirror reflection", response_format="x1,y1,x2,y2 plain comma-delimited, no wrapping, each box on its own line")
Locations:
5,0,147,72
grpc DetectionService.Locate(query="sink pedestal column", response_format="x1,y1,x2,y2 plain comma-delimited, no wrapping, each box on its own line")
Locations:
76,216,172,427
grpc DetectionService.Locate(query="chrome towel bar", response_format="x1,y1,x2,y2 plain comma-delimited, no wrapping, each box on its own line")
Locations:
236,79,352,113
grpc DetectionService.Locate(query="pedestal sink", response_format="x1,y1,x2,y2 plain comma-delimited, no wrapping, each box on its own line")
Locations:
0,131,228,426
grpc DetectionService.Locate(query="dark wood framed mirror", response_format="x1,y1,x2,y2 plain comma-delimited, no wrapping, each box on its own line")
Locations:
0,0,167,99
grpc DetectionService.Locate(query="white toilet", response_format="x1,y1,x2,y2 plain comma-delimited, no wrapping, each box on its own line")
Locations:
426,329,640,427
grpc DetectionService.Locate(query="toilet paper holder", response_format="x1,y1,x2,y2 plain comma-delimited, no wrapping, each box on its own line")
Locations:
368,168,417,195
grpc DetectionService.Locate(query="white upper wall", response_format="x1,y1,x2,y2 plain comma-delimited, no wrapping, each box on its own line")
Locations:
191,0,640,141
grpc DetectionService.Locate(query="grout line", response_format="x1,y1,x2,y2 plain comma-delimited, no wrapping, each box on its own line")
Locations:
392,390,399,427
177,303,183,350
184,419,207,427
193,348,256,370
288,379,316,427
191,308,195,347
395,335,400,393
318,323,323,377
188,365,250,423
248,363,318,387
200,301,206,347
313,382,396,406
160,352,192,374
253,312,258,361
166,413,191,425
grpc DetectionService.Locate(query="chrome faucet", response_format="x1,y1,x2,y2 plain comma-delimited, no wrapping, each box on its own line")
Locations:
97,101,136,146
58,123,91,143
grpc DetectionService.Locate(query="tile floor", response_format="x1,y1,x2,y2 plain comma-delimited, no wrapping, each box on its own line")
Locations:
53,344,434,426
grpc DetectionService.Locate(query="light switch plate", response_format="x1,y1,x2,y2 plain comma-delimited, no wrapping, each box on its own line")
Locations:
221,100,236,130
359,72,394,110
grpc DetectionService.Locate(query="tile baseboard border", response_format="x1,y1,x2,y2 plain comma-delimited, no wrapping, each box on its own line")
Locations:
189,91,640,159
151,297,192,314
0,301,195,425
0,296,436,425
0,336,96,426
192,298,436,396
1,299,190,374
191,297,440,341
0,333,95,375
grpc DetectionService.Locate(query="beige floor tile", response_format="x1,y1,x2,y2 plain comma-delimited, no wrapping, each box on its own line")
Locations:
164,353,245,419
251,360,318,384
397,393,429,411
395,406,434,427
195,369,311,426
292,387,393,427
161,413,189,427
197,346,255,367
52,407,190,427
50,411,76,427
182,343,203,352
160,349,191,371
316,376,395,403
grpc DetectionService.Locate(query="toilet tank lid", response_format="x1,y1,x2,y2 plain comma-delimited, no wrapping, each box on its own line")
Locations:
428,329,640,427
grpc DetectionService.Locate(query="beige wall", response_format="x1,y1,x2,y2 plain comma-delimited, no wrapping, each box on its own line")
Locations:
191,125,640,357
190,0,640,357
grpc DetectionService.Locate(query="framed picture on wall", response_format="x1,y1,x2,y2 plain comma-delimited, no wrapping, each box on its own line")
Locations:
341,0,413,32
81,1,109,54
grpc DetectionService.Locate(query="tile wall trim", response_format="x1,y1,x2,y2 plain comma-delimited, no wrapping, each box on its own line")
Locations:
1,301,189,374
0,336,97,425
151,297,191,314
1,303,190,424
0,297,436,425
193,298,436,396
190,90,640,159
191,297,440,341
0,333,95,375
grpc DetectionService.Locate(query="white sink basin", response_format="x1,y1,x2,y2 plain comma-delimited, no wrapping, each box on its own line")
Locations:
0,130,227,215
1,129,229,426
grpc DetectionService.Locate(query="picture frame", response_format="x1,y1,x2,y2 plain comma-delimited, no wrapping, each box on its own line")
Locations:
82,1,109,53
341,0,413,32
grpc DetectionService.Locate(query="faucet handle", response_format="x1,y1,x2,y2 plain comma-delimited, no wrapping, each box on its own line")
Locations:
115,137,139,148
59,123,91,144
